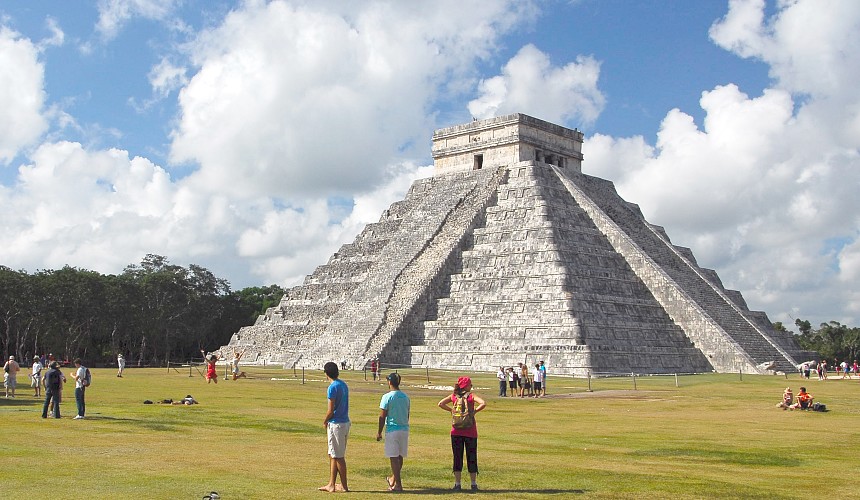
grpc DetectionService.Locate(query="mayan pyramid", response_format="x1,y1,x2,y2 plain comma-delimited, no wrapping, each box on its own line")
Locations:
221,113,812,375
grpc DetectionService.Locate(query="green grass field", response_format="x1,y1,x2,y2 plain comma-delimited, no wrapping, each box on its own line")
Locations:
1,366,858,499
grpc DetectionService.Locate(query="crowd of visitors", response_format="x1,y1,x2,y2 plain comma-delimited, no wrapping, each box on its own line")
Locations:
496,361,547,397
798,359,859,380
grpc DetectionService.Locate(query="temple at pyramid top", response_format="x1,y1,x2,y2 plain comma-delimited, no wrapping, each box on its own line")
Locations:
432,113,584,175
220,113,815,375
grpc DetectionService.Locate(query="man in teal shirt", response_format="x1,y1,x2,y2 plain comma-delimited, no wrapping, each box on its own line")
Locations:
320,362,350,493
376,372,410,492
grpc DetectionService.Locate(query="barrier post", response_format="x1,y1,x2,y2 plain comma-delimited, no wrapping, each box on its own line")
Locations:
739,368,743,382
675,373,679,387
586,370,593,392
302,367,305,385
189,361,193,378
426,367,431,385
166,360,170,374
632,372,637,390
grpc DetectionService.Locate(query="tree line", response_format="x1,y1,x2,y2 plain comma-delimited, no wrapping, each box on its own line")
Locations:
781,319,860,363
3,254,855,368
0,254,284,367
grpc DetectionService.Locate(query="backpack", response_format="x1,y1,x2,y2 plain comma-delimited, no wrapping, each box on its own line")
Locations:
83,368,91,387
451,393,474,430
45,369,61,391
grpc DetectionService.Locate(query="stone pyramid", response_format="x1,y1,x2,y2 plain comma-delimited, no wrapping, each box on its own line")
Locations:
221,113,812,375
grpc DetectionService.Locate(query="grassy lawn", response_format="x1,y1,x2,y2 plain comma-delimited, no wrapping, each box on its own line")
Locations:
1,366,858,498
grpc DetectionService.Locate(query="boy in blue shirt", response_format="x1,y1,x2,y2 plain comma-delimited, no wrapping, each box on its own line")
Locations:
320,362,350,493
376,372,410,491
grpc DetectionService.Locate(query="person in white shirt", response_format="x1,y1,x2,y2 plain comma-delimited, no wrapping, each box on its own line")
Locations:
117,353,126,378
71,358,88,419
532,363,544,398
31,356,43,397
496,367,507,397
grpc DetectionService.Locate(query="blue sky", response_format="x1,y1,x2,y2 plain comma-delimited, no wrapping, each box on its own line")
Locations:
1,0,859,328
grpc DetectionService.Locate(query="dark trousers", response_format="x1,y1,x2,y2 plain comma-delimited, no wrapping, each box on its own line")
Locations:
499,380,507,396
451,435,478,473
42,390,60,418
75,387,86,416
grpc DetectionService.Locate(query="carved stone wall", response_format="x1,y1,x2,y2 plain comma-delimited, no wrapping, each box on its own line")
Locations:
220,114,812,374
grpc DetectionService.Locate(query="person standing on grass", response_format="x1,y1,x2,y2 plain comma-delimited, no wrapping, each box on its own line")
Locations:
320,361,350,493
539,360,547,396
496,366,507,396
41,361,63,418
117,353,125,378
4,355,20,398
507,367,517,396
31,355,43,397
438,376,486,492
200,350,220,384
71,358,88,419
532,363,544,398
519,363,531,397
377,372,410,492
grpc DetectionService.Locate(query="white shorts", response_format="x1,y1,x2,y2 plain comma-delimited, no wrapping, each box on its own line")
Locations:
383,430,409,458
3,374,15,389
327,421,350,458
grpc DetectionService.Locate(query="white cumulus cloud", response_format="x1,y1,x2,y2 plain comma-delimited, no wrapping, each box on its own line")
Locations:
0,26,49,163
468,44,605,126
587,0,860,326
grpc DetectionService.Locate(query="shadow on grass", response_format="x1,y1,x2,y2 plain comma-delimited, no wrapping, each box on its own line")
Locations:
346,488,587,495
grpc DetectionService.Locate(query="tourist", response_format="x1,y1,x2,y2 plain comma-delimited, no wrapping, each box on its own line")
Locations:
519,363,532,398
320,361,350,493
496,366,507,397
4,355,20,398
776,387,793,409
341,358,347,371
117,353,125,378
370,358,378,381
790,387,813,410
532,363,544,398
853,360,858,377
200,350,221,384
437,376,486,492
840,360,850,379
231,350,247,380
70,358,88,419
834,359,841,377
31,355,43,397
507,367,517,396
539,360,547,396
377,372,410,492
41,361,63,418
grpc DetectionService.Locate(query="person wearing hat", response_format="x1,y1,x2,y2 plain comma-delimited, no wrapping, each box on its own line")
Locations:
31,355,44,397
377,372,410,492
117,353,126,378
4,355,21,398
437,376,486,492
41,361,64,418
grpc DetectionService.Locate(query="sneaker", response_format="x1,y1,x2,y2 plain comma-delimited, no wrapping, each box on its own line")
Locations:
452,484,461,491
73,415,84,419
471,484,479,492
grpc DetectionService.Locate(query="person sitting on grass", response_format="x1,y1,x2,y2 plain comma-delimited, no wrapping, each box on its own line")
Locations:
790,387,813,410
776,387,793,409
